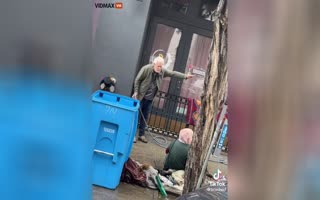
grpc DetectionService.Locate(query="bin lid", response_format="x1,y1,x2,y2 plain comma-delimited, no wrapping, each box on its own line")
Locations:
92,90,140,112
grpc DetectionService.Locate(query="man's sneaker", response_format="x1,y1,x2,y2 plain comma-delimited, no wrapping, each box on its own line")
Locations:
133,137,137,143
138,136,148,143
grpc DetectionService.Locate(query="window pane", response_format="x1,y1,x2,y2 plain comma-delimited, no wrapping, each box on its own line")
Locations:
200,0,219,21
180,34,212,100
160,0,191,15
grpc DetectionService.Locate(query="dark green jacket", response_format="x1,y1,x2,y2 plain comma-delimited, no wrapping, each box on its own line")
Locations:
134,64,187,100
164,139,190,170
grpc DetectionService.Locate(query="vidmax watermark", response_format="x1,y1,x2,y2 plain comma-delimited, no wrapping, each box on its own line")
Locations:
94,2,123,9
207,169,228,192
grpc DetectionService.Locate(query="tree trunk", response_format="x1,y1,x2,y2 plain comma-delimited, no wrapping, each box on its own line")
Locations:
183,0,228,194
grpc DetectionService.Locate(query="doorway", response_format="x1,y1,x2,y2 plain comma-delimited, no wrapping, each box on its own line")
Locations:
137,0,216,135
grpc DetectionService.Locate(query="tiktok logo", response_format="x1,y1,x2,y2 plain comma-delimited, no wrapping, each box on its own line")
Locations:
213,169,222,181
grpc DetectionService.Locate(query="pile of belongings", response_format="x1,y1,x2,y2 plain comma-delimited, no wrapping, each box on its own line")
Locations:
157,169,185,196
120,158,185,196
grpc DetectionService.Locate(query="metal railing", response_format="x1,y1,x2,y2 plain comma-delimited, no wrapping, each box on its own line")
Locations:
147,91,194,138
146,91,228,153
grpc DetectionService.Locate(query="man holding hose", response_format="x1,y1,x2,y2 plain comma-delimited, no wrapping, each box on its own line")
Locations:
132,56,194,143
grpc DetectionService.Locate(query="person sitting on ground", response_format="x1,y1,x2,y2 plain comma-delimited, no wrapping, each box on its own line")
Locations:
163,128,194,171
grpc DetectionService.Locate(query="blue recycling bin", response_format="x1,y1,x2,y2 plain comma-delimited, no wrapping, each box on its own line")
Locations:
91,90,140,189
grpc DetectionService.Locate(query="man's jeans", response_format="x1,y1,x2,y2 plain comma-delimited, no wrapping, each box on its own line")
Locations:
138,98,153,136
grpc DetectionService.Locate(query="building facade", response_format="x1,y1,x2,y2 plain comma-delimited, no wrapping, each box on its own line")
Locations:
93,0,218,135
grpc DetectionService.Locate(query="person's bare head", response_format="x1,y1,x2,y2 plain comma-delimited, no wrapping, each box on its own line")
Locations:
153,56,165,73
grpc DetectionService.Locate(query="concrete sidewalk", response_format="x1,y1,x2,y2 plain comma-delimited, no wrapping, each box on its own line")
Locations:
93,183,176,200
92,134,227,200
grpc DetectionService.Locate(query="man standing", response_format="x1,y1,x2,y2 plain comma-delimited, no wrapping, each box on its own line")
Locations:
132,57,194,143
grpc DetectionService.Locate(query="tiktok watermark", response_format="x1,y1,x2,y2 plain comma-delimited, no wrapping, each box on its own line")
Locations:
207,169,227,192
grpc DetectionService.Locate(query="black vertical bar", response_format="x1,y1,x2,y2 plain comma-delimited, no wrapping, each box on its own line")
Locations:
155,92,161,128
182,97,188,129
159,92,165,131
178,97,183,132
174,95,178,132
169,94,174,132
164,93,170,132
174,95,180,134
